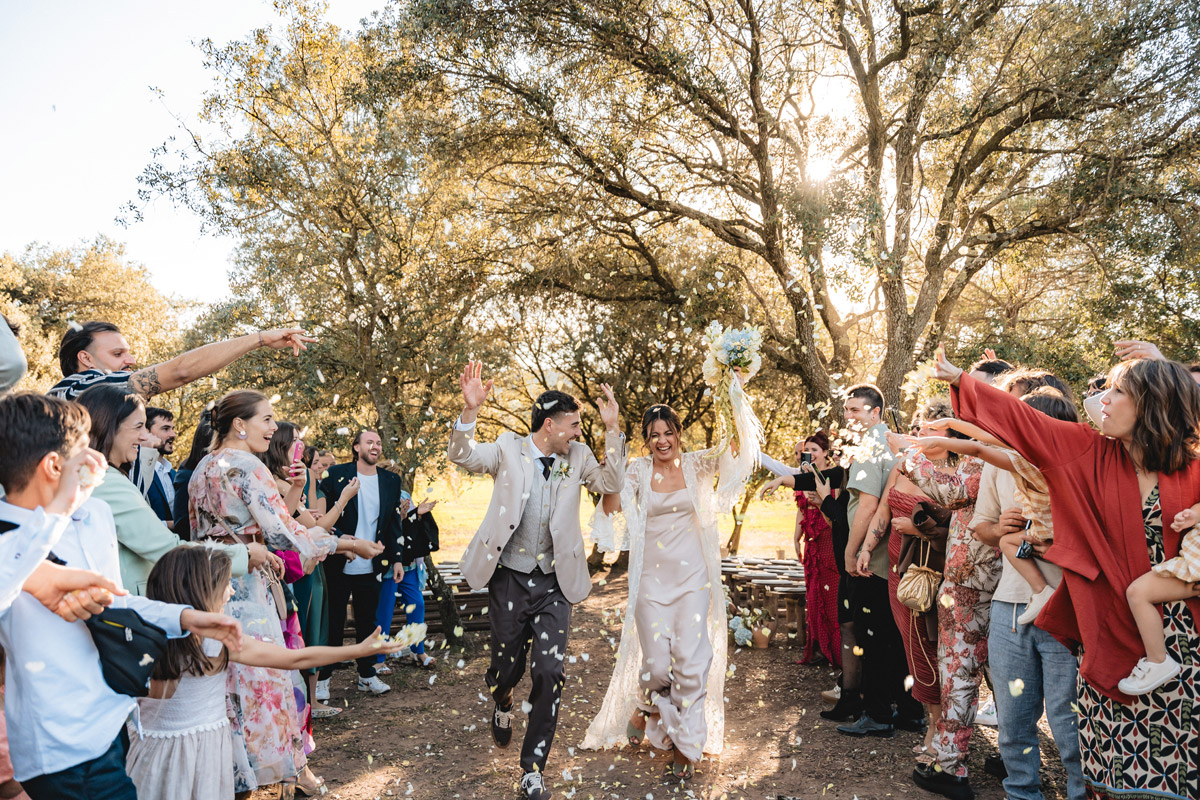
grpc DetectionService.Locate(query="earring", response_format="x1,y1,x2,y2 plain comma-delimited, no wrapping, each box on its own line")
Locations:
237,430,248,440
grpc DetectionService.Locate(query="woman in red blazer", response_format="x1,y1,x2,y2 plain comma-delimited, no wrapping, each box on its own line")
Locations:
934,349,1200,800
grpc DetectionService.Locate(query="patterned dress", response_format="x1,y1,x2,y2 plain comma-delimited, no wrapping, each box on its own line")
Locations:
902,451,993,778
188,448,337,792
1076,486,1200,800
795,492,841,666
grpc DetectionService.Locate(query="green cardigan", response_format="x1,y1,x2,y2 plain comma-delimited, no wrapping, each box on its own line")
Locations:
91,465,249,595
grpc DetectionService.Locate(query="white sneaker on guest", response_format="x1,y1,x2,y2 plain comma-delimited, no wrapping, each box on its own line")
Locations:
357,675,391,695
1017,586,1055,625
1118,656,1182,695
315,679,330,702
976,698,998,727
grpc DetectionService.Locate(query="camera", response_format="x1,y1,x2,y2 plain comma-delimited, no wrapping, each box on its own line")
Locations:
800,452,813,465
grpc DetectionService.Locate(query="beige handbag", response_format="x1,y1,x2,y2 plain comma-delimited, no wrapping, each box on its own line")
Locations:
896,539,942,613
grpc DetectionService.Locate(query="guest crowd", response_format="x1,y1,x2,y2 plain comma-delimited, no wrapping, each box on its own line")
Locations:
1,310,1199,800
0,318,439,799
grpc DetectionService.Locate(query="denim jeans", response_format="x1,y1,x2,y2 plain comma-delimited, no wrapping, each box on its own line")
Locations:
20,735,135,800
375,564,427,661
989,600,1086,800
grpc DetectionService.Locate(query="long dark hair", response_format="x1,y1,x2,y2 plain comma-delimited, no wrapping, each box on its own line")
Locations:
1108,359,1200,474
145,546,232,680
75,384,144,473
180,415,214,472
209,390,268,450
265,422,301,481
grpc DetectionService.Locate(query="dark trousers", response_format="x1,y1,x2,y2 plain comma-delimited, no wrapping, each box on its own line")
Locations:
320,568,383,680
21,734,135,800
486,565,572,774
851,573,923,723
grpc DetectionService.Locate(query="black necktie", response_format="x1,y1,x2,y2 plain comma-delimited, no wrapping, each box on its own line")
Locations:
538,456,554,480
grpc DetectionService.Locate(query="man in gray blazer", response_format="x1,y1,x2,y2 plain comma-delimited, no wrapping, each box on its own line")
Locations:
448,361,625,800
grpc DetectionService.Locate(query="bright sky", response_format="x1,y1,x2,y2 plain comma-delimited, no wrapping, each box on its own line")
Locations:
0,0,380,304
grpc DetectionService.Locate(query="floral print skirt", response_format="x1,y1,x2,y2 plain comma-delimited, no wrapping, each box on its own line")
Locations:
225,571,307,792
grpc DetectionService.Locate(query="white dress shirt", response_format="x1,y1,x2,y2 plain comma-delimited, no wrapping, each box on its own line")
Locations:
0,508,72,614
0,498,191,781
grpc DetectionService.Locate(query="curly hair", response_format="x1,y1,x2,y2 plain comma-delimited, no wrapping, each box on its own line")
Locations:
1107,359,1200,474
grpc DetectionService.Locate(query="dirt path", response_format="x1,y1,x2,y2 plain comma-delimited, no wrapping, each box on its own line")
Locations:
309,570,1069,799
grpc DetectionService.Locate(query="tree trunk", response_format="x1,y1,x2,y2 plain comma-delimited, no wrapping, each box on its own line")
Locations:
725,490,755,556
423,557,463,645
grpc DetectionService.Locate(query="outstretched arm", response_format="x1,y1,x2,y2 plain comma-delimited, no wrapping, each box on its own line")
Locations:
229,626,406,669
127,328,315,397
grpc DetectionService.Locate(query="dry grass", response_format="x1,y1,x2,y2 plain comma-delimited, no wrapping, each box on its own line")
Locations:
411,473,802,561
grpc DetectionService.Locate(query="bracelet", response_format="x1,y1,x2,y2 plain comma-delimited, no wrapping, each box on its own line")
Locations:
257,331,264,347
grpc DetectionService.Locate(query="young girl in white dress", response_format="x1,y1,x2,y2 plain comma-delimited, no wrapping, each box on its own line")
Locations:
125,546,409,800
583,397,758,779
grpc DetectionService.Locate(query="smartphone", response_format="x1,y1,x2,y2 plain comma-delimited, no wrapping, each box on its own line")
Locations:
800,452,814,465
291,441,304,464
1015,519,1035,559
886,408,904,433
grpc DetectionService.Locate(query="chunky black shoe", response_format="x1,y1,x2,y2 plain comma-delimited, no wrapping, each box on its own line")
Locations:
983,754,1007,779
912,762,976,800
819,700,862,722
491,703,514,748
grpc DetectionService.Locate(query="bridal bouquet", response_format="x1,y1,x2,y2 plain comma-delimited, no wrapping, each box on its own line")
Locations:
702,321,764,454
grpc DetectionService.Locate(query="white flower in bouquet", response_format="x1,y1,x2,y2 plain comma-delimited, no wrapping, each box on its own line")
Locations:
702,321,763,455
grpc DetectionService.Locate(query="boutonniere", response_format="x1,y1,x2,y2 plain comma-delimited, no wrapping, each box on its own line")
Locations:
551,462,573,481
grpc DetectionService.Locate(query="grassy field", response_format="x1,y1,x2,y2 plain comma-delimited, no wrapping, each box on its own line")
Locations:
410,472,801,561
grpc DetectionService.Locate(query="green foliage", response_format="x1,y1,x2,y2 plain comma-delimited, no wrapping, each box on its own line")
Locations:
0,238,182,391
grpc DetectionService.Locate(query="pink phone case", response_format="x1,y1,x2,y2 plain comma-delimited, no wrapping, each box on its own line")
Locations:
292,442,304,464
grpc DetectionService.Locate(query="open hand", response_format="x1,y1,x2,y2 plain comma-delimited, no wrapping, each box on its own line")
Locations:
760,477,785,500
361,626,407,658
597,383,620,432
417,499,437,515
1114,340,1164,362
259,328,317,357
886,431,914,455
932,346,964,385
460,361,493,411
180,609,243,651
338,478,360,505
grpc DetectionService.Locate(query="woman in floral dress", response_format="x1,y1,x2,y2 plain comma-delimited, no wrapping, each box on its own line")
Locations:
189,389,380,793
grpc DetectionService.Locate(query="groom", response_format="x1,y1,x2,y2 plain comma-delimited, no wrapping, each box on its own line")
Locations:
448,361,625,800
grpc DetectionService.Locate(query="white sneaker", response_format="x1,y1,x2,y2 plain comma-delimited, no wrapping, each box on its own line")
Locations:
976,698,998,727
1118,656,1182,695
519,771,550,800
315,679,330,702
821,685,841,704
1017,586,1055,625
357,675,391,695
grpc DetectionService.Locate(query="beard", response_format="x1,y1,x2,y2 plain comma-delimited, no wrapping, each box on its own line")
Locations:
159,439,175,456
359,450,380,465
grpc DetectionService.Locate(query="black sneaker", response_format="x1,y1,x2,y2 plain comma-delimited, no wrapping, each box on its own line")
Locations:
819,700,862,722
492,703,513,748
519,771,551,799
912,762,976,800
836,713,895,738
894,713,928,733
983,754,1007,779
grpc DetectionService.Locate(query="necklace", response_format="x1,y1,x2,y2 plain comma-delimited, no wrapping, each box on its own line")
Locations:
927,455,954,468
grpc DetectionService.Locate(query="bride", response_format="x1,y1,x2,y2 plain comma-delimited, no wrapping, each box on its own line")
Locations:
583,391,758,778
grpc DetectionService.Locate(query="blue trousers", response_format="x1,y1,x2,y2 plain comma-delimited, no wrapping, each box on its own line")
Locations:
989,600,1086,800
376,564,426,660
20,735,135,800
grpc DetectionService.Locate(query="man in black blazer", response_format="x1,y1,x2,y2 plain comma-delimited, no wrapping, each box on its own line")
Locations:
316,429,403,697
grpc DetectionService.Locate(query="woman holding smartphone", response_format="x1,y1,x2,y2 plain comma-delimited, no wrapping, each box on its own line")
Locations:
761,432,845,666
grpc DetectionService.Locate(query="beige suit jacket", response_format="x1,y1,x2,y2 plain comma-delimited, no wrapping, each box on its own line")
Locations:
447,425,625,604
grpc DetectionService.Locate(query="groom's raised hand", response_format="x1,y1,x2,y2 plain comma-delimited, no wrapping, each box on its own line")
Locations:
597,383,620,433
459,361,494,425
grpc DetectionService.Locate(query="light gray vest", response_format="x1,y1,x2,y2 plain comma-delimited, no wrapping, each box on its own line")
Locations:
500,456,556,574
